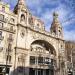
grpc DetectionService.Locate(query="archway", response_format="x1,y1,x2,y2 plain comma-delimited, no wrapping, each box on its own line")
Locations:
29,40,56,75
31,40,56,55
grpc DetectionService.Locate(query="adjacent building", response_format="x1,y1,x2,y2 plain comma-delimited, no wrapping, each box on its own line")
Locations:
65,41,75,75
0,0,66,75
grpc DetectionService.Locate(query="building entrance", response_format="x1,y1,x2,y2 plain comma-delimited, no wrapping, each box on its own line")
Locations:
0,66,10,75
29,68,54,75
38,69,43,75
0,73,4,75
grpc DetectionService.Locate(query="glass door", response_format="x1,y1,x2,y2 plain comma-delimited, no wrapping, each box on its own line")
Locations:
38,70,41,75
38,69,43,75
0,73,4,75
29,68,35,75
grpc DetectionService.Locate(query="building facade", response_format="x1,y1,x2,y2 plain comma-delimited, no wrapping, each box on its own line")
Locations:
0,0,66,75
65,41,75,75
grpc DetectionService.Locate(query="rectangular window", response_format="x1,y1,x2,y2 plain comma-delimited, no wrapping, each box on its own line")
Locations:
38,57,43,64
51,59,54,65
7,55,11,63
8,34,13,41
8,43,12,52
30,56,35,64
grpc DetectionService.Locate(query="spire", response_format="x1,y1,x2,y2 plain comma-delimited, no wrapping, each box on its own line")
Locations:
50,12,63,39
53,12,58,18
14,0,26,14
50,12,60,31
53,12,59,24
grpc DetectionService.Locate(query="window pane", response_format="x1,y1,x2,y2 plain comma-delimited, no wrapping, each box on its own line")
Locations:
7,55,11,63
30,56,35,64
38,57,43,64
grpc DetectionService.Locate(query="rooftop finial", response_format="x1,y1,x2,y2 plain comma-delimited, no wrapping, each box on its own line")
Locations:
18,0,25,5
53,12,58,19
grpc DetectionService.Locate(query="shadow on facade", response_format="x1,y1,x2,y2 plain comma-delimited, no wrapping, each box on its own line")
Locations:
9,66,54,75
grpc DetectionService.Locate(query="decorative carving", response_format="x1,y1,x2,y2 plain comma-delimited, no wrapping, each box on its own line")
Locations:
18,54,25,66
33,32,46,40
20,29,25,38
28,16,33,25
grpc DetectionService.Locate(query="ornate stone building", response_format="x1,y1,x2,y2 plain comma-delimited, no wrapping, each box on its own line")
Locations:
0,0,66,75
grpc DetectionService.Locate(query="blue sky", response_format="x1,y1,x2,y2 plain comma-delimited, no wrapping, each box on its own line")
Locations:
3,0,75,41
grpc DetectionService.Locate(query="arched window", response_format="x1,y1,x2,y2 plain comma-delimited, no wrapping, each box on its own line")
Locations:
59,30,62,36
20,14,25,22
10,18,15,23
2,6,5,12
34,24,40,31
0,14,4,21
0,22,3,28
28,17,33,25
